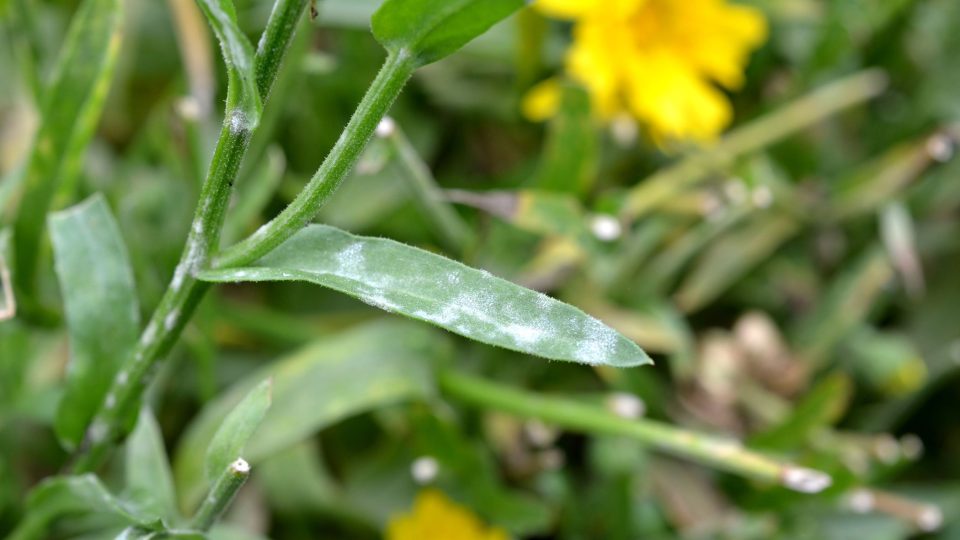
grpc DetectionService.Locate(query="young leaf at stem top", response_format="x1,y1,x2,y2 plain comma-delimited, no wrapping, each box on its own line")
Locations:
195,0,262,129
371,0,524,67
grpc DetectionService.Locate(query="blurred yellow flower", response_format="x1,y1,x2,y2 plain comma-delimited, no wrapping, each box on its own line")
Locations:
386,489,509,540
526,0,767,142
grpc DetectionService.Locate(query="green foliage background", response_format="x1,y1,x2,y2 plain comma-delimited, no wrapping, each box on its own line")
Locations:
1,0,959,538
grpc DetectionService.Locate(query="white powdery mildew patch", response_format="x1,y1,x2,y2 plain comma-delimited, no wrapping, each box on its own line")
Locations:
504,323,545,346
573,318,618,365
141,320,158,345
164,309,179,331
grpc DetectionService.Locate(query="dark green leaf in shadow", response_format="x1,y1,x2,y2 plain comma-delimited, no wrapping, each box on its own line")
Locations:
49,194,140,450
200,224,648,367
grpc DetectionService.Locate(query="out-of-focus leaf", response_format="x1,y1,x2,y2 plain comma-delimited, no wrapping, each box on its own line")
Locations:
794,246,894,366
204,378,272,483
829,139,932,220
447,189,595,249
750,373,853,451
200,224,648,367
195,0,261,128
533,83,597,195
8,475,162,540
880,201,924,297
675,213,799,312
844,327,926,397
125,409,178,523
12,0,122,295
371,0,523,67
619,69,888,222
174,320,442,511
49,194,140,450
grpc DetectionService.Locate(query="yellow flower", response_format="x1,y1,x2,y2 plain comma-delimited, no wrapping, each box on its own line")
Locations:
527,0,767,142
386,489,510,540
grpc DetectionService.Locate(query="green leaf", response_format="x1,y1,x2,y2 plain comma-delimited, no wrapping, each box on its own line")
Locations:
174,320,440,511
371,0,523,66
204,378,272,484
195,0,262,129
49,194,140,450
12,0,122,296
749,373,853,451
126,409,179,523
533,83,598,196
199,224,649,367
8,475,161,540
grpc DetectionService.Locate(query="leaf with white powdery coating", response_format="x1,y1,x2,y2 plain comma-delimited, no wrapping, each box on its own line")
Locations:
204,378,272,483
195,0,262,128
50,194,140,450
200,225,650,367
372,0,523,66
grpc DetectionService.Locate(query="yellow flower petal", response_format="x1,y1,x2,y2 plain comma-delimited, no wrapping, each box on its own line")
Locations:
386,489,510,540
537,0,767,142
522,78,562,122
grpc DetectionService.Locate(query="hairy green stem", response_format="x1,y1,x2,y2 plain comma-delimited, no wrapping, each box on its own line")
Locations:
71,0,309,473
191,458,251,531
215,51,416,268
439,370,833,493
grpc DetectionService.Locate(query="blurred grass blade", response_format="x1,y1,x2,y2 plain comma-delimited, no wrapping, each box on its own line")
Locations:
750,373,852,451
126,409,179,523
195,0,262,127
49,194,140,450
205,378,272,483
620,69,888,222
11,0,122,299
794,245,894,366
200,224,649,367
440,371,832,493
174,320,440,511
829,138,933,220
168,0,216,119
532,83,598,195
8,475,162,540
674,213,799,313
447,189,594,247
382,120,474,254
880,201,924,297
371,0,523,66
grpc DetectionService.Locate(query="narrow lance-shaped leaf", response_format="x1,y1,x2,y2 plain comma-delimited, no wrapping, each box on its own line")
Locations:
205,378,272,483
200,225,650,367
195,0,262,129
49,194,140,450
372,0,523,67
12,0,122,296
